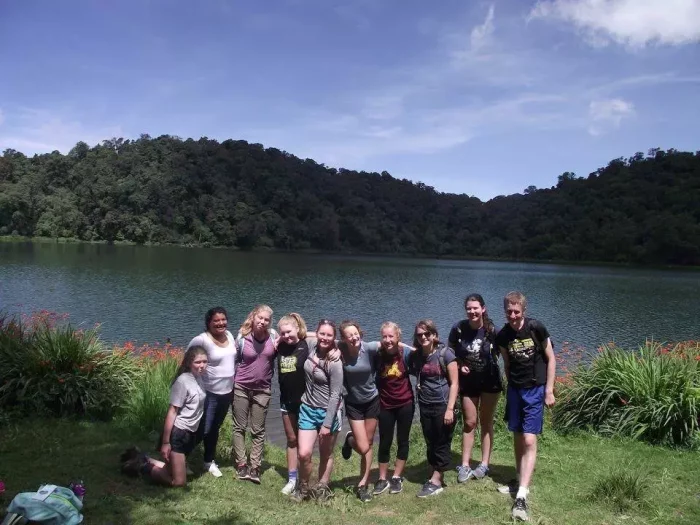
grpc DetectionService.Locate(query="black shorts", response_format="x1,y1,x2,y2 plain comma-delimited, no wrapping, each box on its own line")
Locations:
459,369,503,398
345,396,380,421
170,426,199,455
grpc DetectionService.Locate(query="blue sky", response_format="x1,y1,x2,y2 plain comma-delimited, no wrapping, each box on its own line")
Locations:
1,0,699,200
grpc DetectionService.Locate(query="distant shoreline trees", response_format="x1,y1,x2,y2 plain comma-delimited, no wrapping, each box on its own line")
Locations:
1,138,698,265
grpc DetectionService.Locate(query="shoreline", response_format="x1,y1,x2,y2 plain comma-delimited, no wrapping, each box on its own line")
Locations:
2,235,698,271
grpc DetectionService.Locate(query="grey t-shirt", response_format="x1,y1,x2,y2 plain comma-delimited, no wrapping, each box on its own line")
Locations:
170,372,206,432
301,341,344,428
413,344,456,406
340,340,380,404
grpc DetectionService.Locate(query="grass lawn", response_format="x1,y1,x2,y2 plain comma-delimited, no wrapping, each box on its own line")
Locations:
1,416,699,525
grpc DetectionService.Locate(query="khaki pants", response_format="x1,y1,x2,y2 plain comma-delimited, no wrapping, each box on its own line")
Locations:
231,385,271,469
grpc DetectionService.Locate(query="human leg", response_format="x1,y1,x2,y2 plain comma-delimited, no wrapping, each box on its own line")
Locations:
392,402,413,479
478,392,500,468
281,408,299,494
458,394,478,481
231,386,251,469
248,389,272,473
376,406,396,491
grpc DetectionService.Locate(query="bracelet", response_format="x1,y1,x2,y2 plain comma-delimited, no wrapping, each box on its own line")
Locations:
162,442,170,445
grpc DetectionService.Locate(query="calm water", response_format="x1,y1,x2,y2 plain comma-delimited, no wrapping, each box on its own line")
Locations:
2,242,699,443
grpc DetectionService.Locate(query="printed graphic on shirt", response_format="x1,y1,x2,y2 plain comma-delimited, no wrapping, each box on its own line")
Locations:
508,338,536,363
420,361,442,377
381,361,403,378
280,355,297,374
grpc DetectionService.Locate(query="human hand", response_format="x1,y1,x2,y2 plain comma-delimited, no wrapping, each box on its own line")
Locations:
545,390,556,408
460,365,470,375
444,409,454,425
320,426,331,436
160,443,171,462
328,347,341,362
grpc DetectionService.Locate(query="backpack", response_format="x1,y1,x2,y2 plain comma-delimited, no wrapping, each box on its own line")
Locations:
527,319,553,361
235,329,279,365
5,485,83,525
453,321,498,367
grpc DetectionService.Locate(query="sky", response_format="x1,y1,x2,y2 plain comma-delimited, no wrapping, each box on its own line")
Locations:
1,0,699,201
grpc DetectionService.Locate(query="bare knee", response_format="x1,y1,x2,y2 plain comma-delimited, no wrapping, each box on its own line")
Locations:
298,449,313,464
523,434,537,449
171,477,187,488
463,416,477,432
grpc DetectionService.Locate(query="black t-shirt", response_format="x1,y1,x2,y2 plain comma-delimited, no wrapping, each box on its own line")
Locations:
448,321,494,374
495,318,550,388
277,339,309,405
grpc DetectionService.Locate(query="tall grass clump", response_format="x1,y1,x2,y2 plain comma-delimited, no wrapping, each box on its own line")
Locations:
0,311,140,419
121,352,180,433
553,341,700,447
588,470,649,513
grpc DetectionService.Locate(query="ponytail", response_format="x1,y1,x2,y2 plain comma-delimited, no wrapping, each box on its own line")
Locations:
278,312,308,339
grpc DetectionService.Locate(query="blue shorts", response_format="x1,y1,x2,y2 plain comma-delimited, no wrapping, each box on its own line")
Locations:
506,384,545,435
298,403,341,433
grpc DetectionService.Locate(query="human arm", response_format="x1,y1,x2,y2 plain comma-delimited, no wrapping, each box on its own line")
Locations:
321,361,344,433
160,404,178,461
444,361,459,425
499,346,510,381
544,338,556,407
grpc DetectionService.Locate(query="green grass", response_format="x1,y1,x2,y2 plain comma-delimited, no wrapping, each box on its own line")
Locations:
588,470,649,513
1,416,699,525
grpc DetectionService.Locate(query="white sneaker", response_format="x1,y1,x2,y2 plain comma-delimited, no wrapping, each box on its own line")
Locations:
281,479,296,495
204,461,223,478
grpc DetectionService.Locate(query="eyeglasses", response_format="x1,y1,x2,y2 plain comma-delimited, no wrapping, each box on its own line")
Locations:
416,332,432,339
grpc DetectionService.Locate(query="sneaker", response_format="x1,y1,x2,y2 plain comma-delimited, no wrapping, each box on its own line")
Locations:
312,482,334,502
456,464,474,483
389,476,404,494
512,497,529,521
497,479,518,495
236,464,250,480
417,480,444,498
373,479,389,495
341,431,354,460
281,479,297,495
472,463,490,480
247,467,261,484
290,481,310,502
204,461,222,478
357,484,372,503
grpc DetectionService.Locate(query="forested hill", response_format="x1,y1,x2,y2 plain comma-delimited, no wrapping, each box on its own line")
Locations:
0,136,698,265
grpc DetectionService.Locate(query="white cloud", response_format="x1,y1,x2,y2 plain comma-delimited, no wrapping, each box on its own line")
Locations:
470,4,495,51
0,108,123,154
530,0,700,49
588,98,635,135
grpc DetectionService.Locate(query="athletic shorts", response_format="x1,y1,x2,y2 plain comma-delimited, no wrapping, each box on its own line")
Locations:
298,403,341,432
459,369,503,398
280,400,301,417
345,396,380,421
170,426,200,455
506,384,545,435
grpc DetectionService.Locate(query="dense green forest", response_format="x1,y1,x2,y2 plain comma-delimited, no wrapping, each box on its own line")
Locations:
0,136,698,265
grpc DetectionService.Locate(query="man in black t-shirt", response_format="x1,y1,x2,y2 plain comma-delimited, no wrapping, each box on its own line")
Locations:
495,291,556,522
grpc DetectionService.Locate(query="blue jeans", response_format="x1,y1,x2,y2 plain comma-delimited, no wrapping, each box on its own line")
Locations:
198,390,233,463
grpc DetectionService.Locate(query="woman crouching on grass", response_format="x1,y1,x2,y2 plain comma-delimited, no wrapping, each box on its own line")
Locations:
290,319,344,503
120,346,208,487
410,320,459,498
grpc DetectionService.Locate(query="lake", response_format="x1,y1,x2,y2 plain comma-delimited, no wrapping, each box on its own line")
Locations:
2,242,698,444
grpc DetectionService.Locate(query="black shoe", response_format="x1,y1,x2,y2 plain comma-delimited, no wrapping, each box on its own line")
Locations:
341,431,353,460
389,476,404,494
357,484,372,503
373,479,389,495
237,464,250,480
247,467,261,484
512,497,529,521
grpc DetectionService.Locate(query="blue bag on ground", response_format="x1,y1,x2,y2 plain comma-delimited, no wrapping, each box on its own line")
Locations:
5,485,83,525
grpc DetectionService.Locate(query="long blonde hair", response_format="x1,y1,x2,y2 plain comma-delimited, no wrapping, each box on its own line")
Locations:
278,312,307,340
239,304,273,337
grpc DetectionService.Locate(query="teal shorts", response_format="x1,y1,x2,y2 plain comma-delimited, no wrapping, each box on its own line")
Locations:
298,403,341,432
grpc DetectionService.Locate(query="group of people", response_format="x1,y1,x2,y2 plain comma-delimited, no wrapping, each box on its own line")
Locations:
120,291,556,522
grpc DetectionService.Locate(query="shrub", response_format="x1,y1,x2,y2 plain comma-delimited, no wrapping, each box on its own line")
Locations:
0,312,140,419
588,470,648,513
121,352,180,433
553,341,700,447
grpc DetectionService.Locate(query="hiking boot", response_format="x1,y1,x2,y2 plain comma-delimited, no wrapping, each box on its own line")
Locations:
512,497,529,521
247,467,261,484
456,464,473,483
417,480,443,498
312,482,334,502
373,479,389,495
203,461,222,478
497,478,518,494
281,479,297,495
236,464,250,480
357,484,372,503
389,476,404,494
472,463,490,480
341,431,353,460
290,481,310,502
